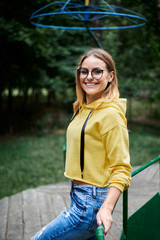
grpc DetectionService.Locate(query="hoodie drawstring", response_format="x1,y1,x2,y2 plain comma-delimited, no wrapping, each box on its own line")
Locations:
80,109,93,178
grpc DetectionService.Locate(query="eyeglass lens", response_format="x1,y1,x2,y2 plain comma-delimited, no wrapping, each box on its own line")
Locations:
78,68,104,80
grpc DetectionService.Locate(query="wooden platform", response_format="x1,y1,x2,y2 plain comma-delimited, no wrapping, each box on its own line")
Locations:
0,164,159,240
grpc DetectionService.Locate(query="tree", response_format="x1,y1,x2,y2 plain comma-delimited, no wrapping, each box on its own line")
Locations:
0,0,88,111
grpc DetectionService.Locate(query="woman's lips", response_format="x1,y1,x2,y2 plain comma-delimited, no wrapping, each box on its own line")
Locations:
84,82,98,86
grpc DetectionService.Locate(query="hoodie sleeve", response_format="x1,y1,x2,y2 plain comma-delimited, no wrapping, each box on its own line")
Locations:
102,124,132,192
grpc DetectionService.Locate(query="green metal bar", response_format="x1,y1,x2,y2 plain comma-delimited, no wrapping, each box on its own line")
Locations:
122,155,160,240
63,142,66,168
131,155,160,177
123,189,128,240
96,224,105,240
85,21,104,49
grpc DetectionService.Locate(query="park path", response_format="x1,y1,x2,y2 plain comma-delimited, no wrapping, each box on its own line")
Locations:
0,164,159,240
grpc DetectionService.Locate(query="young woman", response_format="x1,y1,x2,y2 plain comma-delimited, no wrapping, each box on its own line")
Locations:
32,48,131,240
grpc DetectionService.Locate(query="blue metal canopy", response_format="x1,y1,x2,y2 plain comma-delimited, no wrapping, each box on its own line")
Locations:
30,0,147,30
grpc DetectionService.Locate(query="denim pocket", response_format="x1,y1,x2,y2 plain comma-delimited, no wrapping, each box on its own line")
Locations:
72,191,86,210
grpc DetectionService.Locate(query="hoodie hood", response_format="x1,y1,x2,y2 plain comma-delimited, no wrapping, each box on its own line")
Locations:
81,98,127,116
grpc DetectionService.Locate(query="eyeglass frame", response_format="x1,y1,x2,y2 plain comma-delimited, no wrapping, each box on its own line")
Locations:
77,67,112,80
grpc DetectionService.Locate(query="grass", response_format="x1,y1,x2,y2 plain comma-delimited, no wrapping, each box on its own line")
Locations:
0,133,66,200
129,128,160,166
0,128,159,199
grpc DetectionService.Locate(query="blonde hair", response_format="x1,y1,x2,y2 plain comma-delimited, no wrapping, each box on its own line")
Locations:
73,48,120,113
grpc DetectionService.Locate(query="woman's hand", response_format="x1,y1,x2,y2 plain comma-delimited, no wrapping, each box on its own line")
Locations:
96,206,113,234
96,186,121,235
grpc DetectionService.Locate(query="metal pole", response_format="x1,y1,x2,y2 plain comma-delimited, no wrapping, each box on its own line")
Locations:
159,160,160,195
85,21,104,49
123,189,128,240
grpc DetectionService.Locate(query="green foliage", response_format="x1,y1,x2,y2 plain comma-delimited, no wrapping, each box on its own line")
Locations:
103,0,160,102
0,129,159,199
0,0,88,106
0,0,160,124
0,0,159,100
34,110,72,136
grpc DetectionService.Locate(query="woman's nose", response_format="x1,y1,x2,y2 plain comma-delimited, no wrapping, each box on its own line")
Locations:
87,71,93,80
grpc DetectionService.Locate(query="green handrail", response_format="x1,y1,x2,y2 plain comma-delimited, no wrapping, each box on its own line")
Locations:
122,155,160,240
96,224,105,240
131,155,160,177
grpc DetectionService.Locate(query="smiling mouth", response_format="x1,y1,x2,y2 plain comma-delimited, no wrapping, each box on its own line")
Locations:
84,82,98,86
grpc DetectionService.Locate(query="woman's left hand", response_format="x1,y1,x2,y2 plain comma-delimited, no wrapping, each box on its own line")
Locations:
96,206,113,235
96,186,121,235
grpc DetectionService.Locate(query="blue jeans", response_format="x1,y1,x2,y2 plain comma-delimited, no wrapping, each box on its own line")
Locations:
32,182,109,240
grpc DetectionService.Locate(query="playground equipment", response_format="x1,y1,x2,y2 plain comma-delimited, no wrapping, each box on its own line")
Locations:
96,155,160,240
30,0,147,30
120,155,160,240
96,224,105,240
30,0,147,48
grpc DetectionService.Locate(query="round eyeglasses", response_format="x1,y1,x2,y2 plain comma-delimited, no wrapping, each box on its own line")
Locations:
77,68,108,80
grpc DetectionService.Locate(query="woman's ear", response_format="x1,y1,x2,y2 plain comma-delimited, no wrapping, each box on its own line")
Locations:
108,71,114,82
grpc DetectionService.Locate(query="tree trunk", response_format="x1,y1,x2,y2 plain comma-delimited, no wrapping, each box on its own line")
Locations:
0,85,3,112
128,97,132,121
22,87,29,110
8,84,13,112
157,0,160,26
149,101,153,119
47,89,56,105
33,88,41,103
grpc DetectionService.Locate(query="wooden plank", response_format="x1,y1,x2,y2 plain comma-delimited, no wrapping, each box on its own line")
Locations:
0,168,158,240
51,193,68,217
7,193,23,240
131,164,159,183
36,191,55,226
37,182,70,194
23,189,41,240
108,224,122,240
0,197,8,240
62,193,71,209
145,164,159,182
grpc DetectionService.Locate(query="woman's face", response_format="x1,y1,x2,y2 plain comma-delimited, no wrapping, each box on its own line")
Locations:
79,56,114,104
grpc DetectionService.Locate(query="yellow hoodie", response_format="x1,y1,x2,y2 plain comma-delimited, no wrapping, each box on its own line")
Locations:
64,98,132,192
